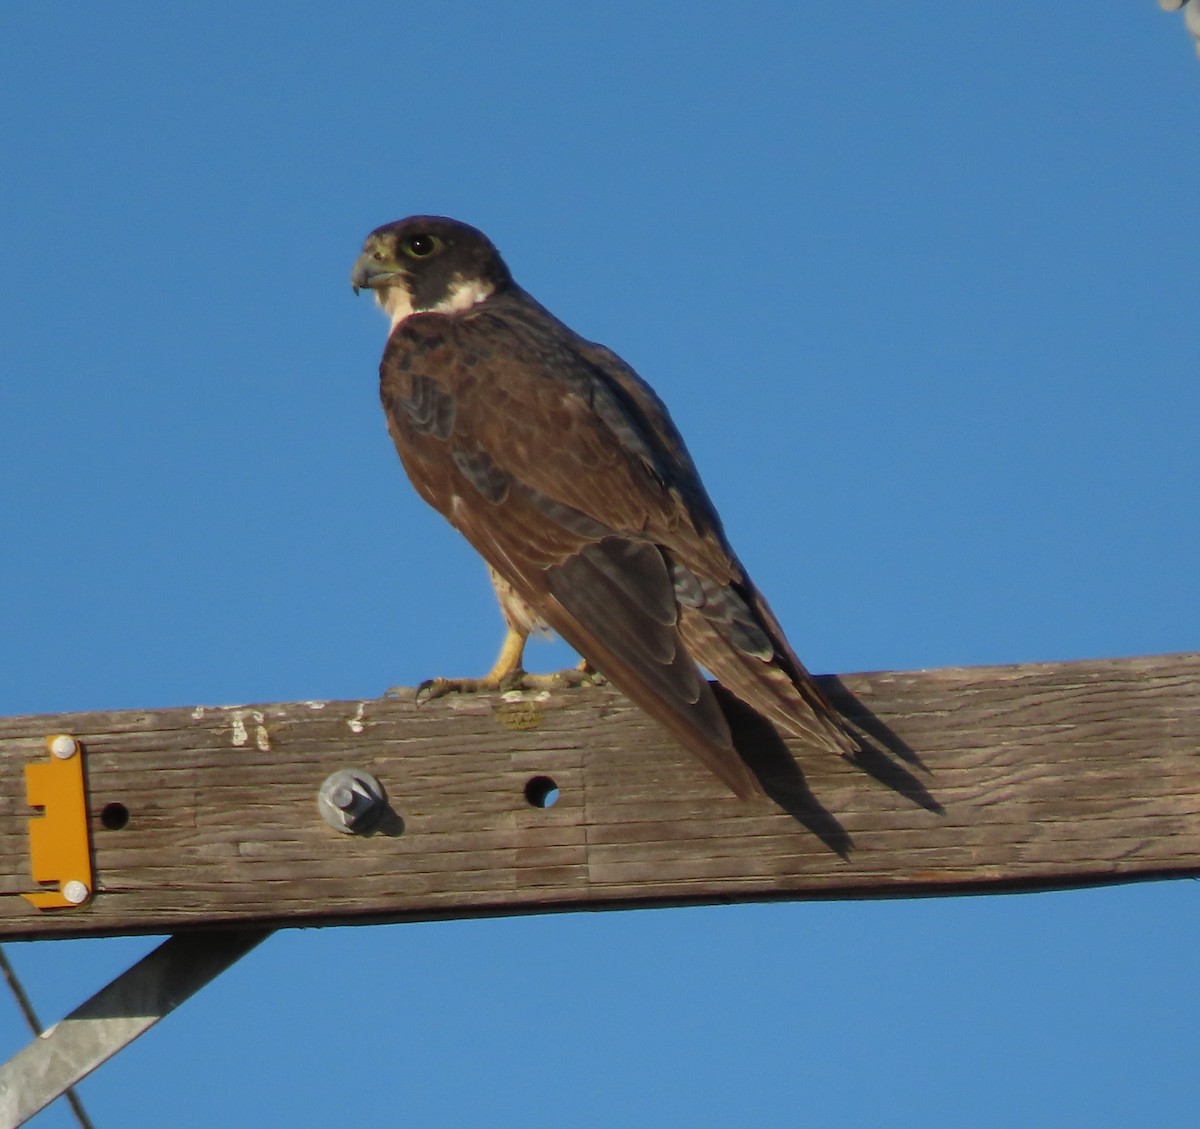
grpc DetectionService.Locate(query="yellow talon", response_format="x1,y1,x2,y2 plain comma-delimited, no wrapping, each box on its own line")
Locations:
407,631,603,702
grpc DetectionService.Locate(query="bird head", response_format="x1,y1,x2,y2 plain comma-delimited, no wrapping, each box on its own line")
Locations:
351,215,513,328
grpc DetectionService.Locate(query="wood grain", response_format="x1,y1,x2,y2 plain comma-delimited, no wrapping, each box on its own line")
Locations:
1,653,1197,940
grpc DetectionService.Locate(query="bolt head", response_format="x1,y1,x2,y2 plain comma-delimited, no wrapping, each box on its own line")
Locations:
330,785,356,811
317,769,387,834
62,880,90,904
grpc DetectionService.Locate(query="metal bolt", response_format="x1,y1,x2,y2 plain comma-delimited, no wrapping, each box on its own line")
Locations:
317,770,387,834
49,734,79,759
329,785,356,811
62,880,90,905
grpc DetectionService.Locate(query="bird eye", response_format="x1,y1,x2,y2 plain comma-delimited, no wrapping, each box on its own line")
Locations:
403,233,442,259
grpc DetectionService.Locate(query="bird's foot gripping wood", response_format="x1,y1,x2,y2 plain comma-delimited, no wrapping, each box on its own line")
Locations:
390,627,606,702
413,661,605,702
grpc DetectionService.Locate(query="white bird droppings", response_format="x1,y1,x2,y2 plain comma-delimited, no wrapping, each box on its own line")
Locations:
230,709,266,748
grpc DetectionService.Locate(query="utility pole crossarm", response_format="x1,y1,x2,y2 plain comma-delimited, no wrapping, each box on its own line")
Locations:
1,653,1197,941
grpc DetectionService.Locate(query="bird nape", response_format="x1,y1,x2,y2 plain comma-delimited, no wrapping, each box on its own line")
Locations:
351,215,855,799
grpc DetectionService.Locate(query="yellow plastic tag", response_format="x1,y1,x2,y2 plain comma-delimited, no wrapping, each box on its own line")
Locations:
22,734,93,909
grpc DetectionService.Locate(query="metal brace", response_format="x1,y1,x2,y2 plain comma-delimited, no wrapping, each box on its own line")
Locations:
0,930,272,1126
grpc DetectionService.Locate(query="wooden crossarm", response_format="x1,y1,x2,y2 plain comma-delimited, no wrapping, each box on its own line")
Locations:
1,653,1197,942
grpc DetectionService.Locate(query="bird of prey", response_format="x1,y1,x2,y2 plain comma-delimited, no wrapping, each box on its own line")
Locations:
351,216,854,798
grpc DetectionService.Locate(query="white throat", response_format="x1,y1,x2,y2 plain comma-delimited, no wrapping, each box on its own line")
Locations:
376,287,415,329
377,275,495,330
432,276,495,315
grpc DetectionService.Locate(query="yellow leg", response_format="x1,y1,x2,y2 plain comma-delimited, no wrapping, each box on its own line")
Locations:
411,628,529,701
483,627,528,684
408,631,603,702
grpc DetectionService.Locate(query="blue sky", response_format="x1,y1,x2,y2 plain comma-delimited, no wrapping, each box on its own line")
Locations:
1,5,1197,1126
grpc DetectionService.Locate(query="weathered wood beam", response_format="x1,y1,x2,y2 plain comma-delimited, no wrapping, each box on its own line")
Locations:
1,653,1197,942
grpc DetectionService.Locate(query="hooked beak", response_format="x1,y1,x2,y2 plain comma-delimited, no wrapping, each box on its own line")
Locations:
350,250,403,295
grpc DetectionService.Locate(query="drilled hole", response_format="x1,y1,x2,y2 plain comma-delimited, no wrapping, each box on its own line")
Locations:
100,802,130,830
524,775,560,809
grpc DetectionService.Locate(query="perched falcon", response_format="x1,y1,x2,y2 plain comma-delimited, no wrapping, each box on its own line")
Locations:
351,216,854,798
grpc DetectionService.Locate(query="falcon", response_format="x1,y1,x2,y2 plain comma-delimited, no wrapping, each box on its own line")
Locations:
351,216,854,798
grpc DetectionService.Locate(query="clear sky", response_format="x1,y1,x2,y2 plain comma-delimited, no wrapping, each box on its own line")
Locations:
1,4,1197,1126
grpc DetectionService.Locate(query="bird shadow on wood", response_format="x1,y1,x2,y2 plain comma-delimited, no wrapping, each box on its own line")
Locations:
819,674,944,817
715,687,853,858
717,676,944,857
817,675,925,768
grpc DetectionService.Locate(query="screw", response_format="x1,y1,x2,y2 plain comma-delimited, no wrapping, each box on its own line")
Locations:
62,880,90,904
49,734,79,759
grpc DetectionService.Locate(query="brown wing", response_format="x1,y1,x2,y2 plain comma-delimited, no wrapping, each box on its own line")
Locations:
575,339,856,756
381,293,847,797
